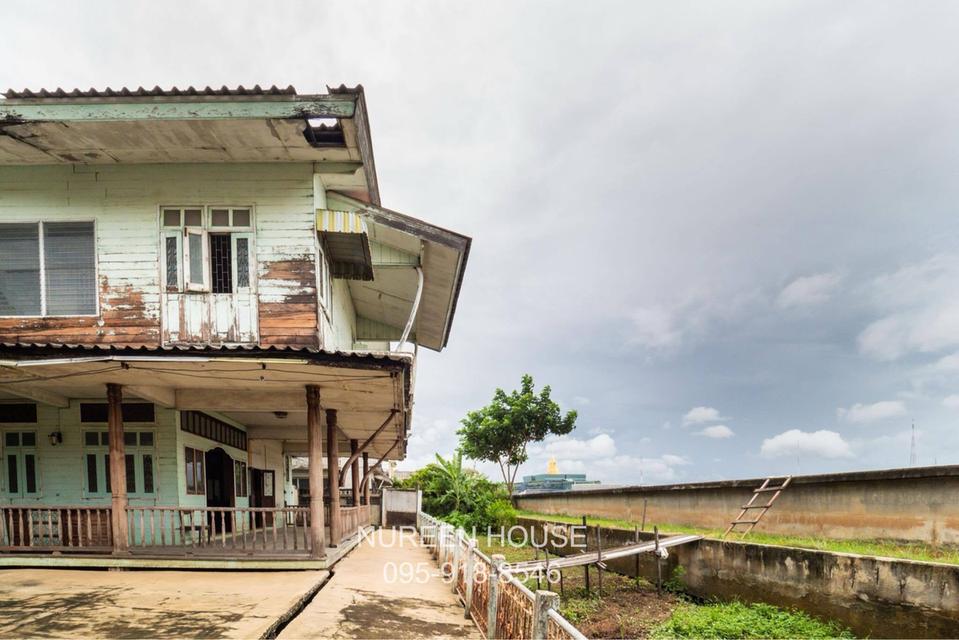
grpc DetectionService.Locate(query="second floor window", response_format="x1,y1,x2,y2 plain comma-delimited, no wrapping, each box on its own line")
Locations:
161,207,254,294
0,222,96,317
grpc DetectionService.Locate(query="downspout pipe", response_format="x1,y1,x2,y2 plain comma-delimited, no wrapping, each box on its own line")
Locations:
394,266,424,351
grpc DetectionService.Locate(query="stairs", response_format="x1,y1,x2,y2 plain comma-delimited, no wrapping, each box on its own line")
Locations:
722,476,791,540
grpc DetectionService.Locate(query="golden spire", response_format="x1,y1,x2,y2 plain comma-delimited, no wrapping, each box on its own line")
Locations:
547,457,559,475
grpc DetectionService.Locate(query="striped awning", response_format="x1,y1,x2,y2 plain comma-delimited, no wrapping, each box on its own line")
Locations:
316,209,374,281
317,209,368,234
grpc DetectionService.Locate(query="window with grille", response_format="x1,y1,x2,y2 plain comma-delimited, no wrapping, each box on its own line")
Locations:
0,222,96,317
160,207,253,294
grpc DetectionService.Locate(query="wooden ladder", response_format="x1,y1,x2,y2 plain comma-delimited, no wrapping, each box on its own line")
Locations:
722,476,791,539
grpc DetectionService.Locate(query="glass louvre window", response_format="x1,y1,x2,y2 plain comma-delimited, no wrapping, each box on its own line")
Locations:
0,224,41,316
0,222,96,317
44,222,96,315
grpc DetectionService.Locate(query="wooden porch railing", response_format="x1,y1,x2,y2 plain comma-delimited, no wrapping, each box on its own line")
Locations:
340,504,372,541
1,506,112,551
0,505,371,556
124,504,372,555
125,506,313,553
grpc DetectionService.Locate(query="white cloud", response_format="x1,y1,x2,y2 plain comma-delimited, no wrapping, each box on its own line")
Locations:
536,433,617,459
944,395,959,409
683,406,725,425
760,429,853,459
776,272,842,309
573,395,591,405
661,454,691,466
837,400,907,424
859,256,959,361
696,424,735,439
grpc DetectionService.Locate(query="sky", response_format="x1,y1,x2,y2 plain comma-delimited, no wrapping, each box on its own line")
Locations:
4,1,959,485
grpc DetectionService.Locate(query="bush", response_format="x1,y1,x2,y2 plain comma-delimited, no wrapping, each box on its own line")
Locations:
663,565,687,593
395,451,516,532
651,601,855,639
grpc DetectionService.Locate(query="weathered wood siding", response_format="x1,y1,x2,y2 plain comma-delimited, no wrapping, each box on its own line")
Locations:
0,163,326,348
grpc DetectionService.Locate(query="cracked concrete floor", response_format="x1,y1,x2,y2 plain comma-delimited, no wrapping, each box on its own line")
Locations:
280,529,480,639
0,568,328,639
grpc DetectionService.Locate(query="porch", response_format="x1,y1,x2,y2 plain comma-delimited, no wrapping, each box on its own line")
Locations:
0,343,411,565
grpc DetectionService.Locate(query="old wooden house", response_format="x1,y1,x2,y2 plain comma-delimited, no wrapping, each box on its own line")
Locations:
0,84,469,566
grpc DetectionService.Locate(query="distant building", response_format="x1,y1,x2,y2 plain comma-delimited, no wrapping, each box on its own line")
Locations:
514,458,601,494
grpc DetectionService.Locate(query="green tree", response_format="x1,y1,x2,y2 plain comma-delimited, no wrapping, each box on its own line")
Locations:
458,374,577,494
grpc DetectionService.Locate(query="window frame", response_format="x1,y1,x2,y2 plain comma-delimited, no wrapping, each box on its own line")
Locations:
2,429,41,497
81,429,157,498
157,206,256,295
234,460,249,498
183,226,211,293
184,446,206,495
0,219,99,319
316,236,333,321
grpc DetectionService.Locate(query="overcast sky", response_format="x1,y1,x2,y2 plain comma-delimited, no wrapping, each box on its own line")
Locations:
5,1,959,485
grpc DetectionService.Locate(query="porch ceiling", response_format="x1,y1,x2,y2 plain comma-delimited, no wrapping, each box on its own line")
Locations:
0,344,411,459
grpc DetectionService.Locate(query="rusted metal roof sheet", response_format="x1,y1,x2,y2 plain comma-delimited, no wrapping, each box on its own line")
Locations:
2,84,297,100
0,341,411,366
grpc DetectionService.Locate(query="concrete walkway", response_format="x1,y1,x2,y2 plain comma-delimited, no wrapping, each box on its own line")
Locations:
281,529,479,639
0,568,329,638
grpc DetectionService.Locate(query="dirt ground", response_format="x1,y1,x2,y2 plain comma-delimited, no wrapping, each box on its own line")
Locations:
559,572,683,639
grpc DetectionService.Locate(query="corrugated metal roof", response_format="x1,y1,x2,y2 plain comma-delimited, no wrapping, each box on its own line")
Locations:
2,84,297,99
0,341,411,364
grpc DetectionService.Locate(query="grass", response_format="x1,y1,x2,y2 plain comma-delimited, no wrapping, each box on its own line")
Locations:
650,601,855,639
516,509,959,565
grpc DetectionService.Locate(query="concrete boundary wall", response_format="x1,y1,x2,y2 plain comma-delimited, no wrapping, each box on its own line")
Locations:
514,465,959,544
517,517,959,638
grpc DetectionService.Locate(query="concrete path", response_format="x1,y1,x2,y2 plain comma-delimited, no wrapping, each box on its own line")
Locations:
281,529,479,639
0,568,329,638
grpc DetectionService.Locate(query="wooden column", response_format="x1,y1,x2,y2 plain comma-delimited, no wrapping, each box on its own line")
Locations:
350,439,360,507
327,409,341,546
306,385,326,558
362,452,370,505
107,383,129,553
